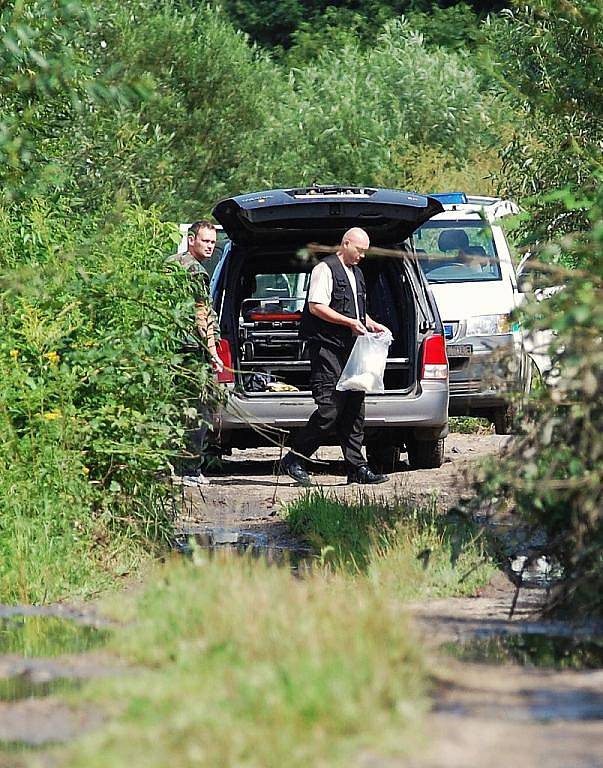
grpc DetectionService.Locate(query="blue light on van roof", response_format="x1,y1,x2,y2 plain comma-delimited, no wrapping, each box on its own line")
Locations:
429,193,468,205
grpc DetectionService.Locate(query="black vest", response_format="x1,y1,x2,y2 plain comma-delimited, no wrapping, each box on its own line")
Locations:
299,254,367,350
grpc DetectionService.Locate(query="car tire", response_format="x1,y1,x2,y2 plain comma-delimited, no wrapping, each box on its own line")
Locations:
366,443,400,473
493,406,513,435
406,438,445,469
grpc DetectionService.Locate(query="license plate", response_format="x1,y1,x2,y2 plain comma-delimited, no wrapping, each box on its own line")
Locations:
446,344,473,357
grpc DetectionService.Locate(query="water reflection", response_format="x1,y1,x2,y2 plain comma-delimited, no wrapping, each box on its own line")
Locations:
444,633,603,670
0,616,110,657
174,527,315,572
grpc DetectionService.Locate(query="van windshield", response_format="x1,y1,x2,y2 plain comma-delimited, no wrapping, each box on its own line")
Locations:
414,221,501,283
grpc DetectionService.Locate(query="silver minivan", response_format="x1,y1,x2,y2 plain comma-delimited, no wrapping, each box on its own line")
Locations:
209,186,449,469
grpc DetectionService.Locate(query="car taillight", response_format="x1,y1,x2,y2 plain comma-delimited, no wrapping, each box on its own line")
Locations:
421,334,448,380
215,339,235,384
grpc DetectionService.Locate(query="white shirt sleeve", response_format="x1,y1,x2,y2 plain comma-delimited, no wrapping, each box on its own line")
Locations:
307,261,333,305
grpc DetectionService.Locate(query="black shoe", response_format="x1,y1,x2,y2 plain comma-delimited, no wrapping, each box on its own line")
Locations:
347,465,388,485
280,452,312,486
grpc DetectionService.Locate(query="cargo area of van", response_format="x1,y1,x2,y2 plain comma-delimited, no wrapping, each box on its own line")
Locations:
217,249,419,395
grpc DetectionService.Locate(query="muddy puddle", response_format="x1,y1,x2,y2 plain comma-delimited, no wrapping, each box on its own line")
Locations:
444,632,603,671
174,526,315,571
0,615,112,749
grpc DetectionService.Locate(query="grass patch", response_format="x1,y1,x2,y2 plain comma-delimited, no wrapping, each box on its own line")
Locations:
0,409,167,604
448,416,493,434
285,490,495,599
54,554,429,768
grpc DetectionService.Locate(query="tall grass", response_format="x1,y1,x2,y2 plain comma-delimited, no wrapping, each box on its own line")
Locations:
60,554,428,768
285,490,495,598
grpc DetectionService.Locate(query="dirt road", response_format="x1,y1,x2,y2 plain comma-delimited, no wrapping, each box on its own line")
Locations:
177,433,603,768
1,433,600,764
176,432,510,548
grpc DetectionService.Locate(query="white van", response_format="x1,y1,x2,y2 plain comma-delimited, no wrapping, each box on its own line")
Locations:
414,193,532,433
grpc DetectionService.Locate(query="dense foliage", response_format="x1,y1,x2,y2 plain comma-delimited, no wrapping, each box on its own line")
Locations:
218,0,510,50
479,194,602,615
285,19,501,190
475,1,603,614
0,2,222,601
0,199,221,601
492,1,603,242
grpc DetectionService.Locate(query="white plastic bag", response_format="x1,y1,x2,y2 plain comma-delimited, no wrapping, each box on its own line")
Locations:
336,329,393,393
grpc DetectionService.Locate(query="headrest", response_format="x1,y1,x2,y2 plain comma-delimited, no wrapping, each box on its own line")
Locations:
438,229,469,252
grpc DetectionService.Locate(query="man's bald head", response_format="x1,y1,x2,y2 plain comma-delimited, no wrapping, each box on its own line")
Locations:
339,227,370,267
342,227,370,248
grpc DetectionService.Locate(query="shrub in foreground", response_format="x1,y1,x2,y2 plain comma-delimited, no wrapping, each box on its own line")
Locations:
476,192,603,616
61,554,428,768
0,201,219,602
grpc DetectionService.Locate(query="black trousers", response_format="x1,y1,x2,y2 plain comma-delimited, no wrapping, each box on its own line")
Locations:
291,341,366,470
179,349,211,473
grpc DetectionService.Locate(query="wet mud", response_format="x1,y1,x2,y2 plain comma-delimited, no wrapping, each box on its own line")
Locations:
445,633,603,671
409,574,603,767
176,434,512,554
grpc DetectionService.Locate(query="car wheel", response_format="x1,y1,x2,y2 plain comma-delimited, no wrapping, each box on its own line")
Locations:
406,438,445,469
366,443,400,473
493,406,514,435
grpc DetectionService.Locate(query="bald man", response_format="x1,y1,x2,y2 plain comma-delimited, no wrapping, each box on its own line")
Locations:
280,228,389,485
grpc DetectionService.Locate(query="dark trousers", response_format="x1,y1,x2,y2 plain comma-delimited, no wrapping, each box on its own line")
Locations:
179,349,211,474
291,342,366,469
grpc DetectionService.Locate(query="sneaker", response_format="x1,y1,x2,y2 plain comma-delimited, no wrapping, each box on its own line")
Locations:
347,465,388,485
179,472,210,487
279,452,312,487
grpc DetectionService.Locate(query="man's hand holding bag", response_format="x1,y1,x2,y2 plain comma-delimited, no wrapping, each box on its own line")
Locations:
336,328,393,394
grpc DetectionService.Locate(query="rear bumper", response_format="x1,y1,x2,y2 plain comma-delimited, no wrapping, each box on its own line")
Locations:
447,332,524,414
213,381,448,444
448,384,508,413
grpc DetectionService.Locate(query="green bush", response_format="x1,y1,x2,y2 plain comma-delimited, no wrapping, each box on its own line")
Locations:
0,201,220,602
491,1,603,242
291,19,500,186
477,190,603,615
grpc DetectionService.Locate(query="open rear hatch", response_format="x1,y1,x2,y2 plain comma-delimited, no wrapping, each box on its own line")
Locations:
213,187,444,395
213,186,443,246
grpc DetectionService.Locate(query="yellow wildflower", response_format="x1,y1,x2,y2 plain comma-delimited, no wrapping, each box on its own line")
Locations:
82,466,90,476
9,349,19,359
45,351,60,364
43,410,62,420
